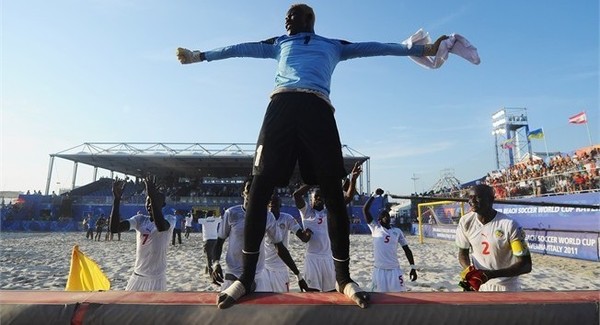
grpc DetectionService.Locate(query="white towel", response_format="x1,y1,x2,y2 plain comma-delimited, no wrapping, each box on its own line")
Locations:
403,29,480,69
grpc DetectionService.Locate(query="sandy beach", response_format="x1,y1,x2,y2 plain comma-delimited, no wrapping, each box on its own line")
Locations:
1,231,598,292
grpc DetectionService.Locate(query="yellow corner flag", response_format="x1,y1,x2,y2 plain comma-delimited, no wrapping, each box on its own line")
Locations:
65,245,111,291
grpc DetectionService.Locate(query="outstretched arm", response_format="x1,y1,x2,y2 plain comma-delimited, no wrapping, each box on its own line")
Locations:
109,178,130,233
340,35,449,61
177,40,278,64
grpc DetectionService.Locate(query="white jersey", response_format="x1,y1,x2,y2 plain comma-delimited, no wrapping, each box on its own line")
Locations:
128,214,176,278
184,215,193,227
198,216,221,242
264,212,302,270
455,211,530,289
299,203,331,257
219,205,282,278
367,221,408,269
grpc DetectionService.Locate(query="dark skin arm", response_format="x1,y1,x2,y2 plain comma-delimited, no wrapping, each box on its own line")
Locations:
144,177,170,232
274,242,310,292
363,195,375,224
293,184,312,210
109,177,131,233
211,237,226,284
344,162,362,205
402,245,418,281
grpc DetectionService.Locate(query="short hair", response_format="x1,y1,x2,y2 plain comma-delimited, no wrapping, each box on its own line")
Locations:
289,3,315,29
473,184,495,201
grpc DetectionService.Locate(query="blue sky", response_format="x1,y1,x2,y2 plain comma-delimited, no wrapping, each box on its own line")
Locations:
1,1,598,196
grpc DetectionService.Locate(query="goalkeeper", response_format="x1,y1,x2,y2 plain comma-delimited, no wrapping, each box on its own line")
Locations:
456,184,532,291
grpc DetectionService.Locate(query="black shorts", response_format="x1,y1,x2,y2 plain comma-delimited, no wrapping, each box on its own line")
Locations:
253,92,346,186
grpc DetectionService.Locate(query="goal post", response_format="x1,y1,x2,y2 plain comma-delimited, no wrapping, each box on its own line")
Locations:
417,200,466,244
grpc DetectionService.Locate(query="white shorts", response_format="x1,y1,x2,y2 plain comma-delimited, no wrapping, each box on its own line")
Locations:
126,273,167,291
265,268,290,293
304,253,336,292
220,269,271,292
371,267,406,292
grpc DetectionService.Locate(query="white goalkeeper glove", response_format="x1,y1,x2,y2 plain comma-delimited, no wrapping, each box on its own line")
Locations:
176,47,203,64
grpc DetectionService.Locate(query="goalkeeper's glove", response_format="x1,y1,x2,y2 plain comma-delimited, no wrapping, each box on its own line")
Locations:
458,265,488,291
176,47,203,64
211,261,224,285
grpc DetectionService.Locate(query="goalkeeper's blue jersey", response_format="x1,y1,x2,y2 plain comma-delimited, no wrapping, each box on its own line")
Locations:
203,32,424,99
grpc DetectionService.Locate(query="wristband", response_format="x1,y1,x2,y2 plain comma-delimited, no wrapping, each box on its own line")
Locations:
192,50,203,62
410,264,417,270
296,273,304,282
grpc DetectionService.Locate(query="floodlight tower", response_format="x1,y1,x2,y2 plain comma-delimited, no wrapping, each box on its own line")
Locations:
491,107,533,170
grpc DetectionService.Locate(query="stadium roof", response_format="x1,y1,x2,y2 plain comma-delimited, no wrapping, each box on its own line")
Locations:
49,142,370,192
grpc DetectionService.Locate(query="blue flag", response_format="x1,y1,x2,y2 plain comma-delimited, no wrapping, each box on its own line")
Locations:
527,128,544,140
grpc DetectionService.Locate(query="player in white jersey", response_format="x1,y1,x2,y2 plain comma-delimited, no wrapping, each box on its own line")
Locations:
455,184,532,291
212,178,308,300
292,162,363,292
109,177,176,291
197,210,221,277
293,185,336,292
264,194,312,292
363,190,417,292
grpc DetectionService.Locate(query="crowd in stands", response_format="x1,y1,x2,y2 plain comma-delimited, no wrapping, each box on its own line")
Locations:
3,147,598,224
484,149,599,199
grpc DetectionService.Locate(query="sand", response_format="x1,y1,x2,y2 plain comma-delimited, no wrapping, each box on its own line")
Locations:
1,231,598,292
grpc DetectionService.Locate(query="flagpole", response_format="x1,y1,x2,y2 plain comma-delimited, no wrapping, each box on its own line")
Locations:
584,110,593,146
542,127,550,161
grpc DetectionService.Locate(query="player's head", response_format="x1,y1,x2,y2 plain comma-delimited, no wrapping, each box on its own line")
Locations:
286,4,315,35
379,210,391,229
310,188,324,210
468,184,495,214
269,193,281,216
375,188,384,196
242,176,253,209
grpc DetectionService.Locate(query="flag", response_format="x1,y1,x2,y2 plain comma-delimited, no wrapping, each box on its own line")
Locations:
501,138,515,149
568,112,587,124
527,128,544,140
65,245,110,291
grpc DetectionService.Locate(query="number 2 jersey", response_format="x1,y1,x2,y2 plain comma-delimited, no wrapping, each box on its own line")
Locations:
455,211,530,288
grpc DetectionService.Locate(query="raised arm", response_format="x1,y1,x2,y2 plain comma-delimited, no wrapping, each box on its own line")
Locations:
109,178,130,233
363,194,376,224
344,162,362,205
293,184,312,210
144,177,170,232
